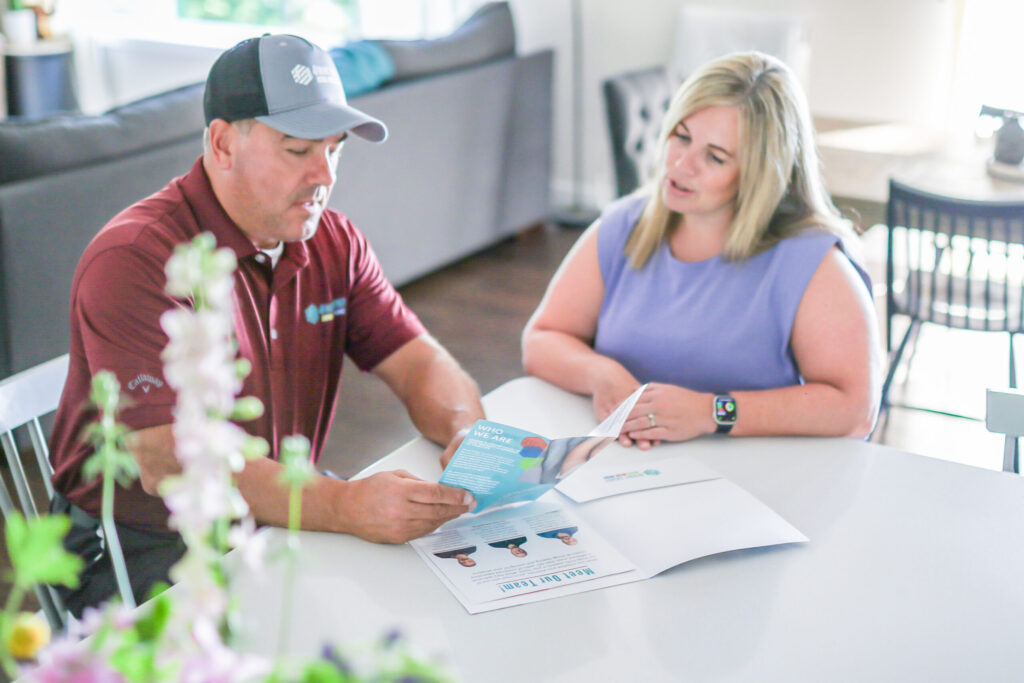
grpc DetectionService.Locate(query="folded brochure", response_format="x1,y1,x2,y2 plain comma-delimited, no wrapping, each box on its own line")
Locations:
439,385,652,512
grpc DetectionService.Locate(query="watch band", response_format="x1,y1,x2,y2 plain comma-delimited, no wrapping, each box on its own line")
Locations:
715,422,733,434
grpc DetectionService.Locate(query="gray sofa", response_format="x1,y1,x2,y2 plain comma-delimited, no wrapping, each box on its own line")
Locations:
0,46,552,378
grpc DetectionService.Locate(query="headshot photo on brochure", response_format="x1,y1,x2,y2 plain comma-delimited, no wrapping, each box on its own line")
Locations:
434,546,479,568
517,435,614,485
488,537,529,558
521,50,881,448
537,527,580,546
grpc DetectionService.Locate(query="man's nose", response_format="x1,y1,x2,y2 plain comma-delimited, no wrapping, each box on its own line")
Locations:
308,146,337,186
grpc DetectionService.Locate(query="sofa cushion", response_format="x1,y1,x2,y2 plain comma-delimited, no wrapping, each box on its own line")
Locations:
376,1,515,82
0,82,205,185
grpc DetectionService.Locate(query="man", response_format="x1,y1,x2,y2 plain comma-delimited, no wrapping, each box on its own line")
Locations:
48,34,483,615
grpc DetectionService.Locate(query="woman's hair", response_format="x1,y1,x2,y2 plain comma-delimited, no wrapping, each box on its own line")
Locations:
625,51,852,267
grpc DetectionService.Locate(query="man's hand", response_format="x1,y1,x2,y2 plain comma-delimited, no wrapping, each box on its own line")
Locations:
439,425,473,469
338,470,475,543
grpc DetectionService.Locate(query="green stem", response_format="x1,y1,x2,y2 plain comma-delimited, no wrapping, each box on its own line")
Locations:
102,458,136,608
273,483,303,669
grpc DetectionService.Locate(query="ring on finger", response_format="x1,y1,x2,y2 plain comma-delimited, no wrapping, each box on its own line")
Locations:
647,412,656,428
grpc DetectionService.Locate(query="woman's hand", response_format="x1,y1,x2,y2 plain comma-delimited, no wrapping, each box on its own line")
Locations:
619,383,714,448
591,363,643,422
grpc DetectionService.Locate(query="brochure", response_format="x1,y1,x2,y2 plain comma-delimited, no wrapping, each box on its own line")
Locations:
413,391,808,614
438,385,648,513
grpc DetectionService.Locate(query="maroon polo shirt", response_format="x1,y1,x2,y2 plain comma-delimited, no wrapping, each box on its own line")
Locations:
50,157,425,531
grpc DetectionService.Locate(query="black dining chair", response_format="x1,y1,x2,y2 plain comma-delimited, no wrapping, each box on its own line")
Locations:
881,180,1024,427
602,65,674,198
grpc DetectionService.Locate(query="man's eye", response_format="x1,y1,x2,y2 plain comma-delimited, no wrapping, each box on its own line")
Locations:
287,148,311,156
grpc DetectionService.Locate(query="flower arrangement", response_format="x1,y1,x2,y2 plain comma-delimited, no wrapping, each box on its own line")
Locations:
1,234,451,681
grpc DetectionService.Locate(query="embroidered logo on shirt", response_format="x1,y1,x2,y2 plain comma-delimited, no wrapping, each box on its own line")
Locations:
304,297,346,324
127,373,165,394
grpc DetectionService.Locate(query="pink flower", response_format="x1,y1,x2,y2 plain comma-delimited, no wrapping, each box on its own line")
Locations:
19,637,123,683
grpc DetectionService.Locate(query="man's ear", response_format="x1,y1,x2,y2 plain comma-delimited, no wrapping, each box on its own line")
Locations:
206,119,235,169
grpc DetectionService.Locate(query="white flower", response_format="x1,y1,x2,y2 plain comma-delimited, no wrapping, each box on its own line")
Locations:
227,517,267,575
154,233,273,678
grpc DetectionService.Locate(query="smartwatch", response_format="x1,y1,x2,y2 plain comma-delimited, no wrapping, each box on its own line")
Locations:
713,395,737,434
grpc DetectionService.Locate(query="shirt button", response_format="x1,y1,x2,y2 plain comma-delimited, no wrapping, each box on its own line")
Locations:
255,253,269,264
270,329,278,340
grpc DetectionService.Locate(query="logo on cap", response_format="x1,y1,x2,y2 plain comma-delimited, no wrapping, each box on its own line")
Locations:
291,64,313,86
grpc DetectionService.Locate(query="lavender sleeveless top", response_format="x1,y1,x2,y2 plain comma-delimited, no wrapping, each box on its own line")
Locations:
594,195,871,393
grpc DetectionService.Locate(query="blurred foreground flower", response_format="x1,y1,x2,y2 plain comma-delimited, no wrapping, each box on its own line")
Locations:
6,612,50,660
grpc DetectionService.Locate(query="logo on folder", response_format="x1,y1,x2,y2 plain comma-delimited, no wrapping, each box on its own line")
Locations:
304,297,346,324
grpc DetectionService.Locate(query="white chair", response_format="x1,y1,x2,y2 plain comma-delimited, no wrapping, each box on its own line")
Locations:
985,388,1024,473
0,355,71,630
0,355,136,630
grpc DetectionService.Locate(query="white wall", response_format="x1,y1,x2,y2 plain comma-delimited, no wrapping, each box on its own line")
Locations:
511,0,958,209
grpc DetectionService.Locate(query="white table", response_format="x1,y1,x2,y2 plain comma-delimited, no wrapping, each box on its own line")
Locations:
228,377,1024,682
817,122,1024,229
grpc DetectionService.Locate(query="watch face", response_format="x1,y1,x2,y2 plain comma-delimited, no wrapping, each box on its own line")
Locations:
714,396,737,424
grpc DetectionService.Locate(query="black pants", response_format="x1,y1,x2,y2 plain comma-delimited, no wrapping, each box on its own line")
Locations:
50,493,185,618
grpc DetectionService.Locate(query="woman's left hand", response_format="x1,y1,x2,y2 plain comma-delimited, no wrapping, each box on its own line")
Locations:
619,383,714,448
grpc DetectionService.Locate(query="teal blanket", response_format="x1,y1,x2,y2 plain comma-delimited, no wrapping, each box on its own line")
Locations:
329,40,396,97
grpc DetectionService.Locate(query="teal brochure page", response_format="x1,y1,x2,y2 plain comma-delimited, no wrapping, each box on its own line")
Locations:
439,421,555,512
440,385,647,513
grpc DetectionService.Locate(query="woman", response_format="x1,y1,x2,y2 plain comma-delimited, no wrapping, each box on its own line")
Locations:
522,52,881,448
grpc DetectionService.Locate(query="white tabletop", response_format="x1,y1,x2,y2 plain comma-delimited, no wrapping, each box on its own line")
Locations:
228,377,1024,682
817,122,1024,229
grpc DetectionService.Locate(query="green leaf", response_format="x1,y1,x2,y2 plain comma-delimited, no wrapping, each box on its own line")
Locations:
83,444,140,488
109,635,157,683
5,513,83,589
298,660,348,683
134,589,172,643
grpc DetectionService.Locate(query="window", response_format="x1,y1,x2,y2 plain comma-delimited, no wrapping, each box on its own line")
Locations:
177,0,357,38
954,0,1024,131
75,0,475,48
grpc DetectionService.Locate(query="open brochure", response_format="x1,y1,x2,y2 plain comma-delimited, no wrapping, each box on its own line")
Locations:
438,385,649,512
412,392,809,614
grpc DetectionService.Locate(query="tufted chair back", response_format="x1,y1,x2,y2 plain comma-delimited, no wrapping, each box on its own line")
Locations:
602,65,674,198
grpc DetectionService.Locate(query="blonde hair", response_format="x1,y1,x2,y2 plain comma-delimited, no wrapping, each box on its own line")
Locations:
625,52,851,267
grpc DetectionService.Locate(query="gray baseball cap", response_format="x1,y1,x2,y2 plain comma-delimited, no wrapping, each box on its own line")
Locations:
204,34,387,142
